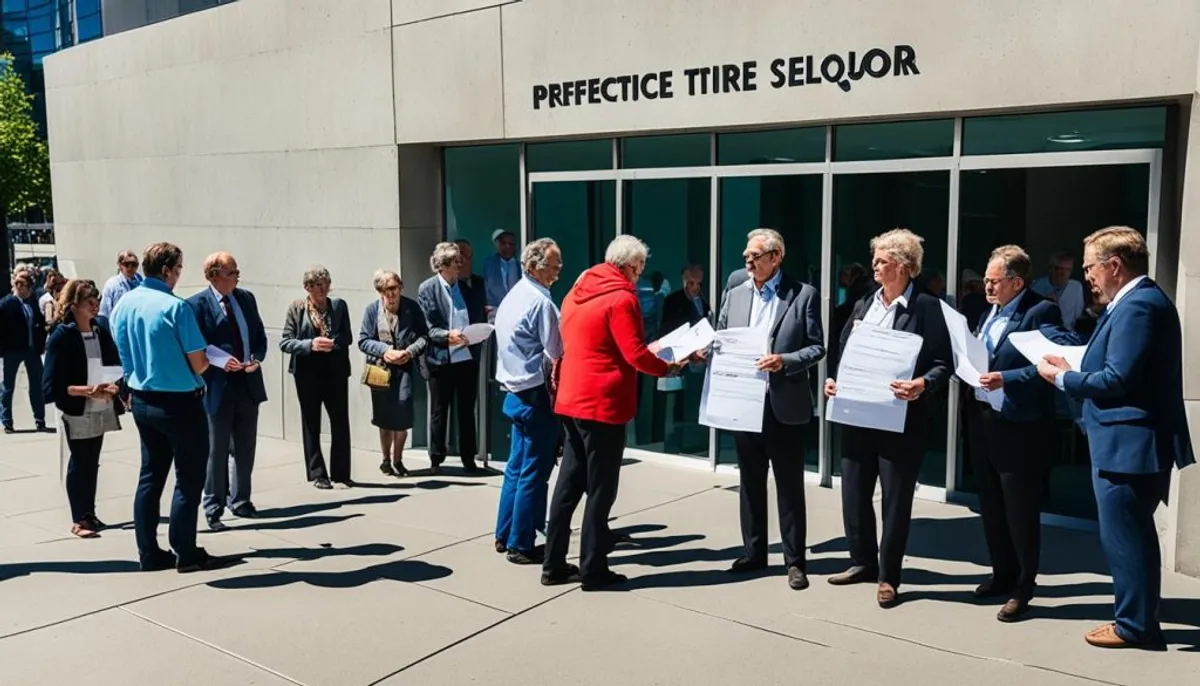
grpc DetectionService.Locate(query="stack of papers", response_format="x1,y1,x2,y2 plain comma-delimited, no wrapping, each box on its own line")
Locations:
938,300,1002,411
653,320,716,362
1007,331,1086,370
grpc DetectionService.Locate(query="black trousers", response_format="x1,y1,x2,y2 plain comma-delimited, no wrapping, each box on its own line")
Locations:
841,426,924,588
968,403,1051,598
732,397,808,570
65,435,104,522
428,360,479,466
295,372,351,482
543,417,626,579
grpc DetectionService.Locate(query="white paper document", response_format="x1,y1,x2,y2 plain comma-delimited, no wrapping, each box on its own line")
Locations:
461,323,496,345
86,360,125,385
939,300,989,388
699,327,769,433
654,319,716,362
206,345,234,368
826,323,923,433
1007,330,1086,371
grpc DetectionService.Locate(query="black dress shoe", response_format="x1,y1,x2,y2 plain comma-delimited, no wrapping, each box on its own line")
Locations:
312,477,333,490
231,504,259,519
494,539,508,554
997,597,1031,623
206,515,228,532
462,460,479,474
177,549,241,574
140,550,177,572
36,422,48,432
581,570,628,592
506,548,545,565
728,556,768,574
788,566,810,591
541,564,583,586
973,578,1017,599
380,460,397,477
2,425,13,435
827,565,879,586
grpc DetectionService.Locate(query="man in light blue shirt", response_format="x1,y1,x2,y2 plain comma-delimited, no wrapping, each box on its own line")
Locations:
492,238,564,564
110,243,236,574
98,249,144,319
483,229,520,314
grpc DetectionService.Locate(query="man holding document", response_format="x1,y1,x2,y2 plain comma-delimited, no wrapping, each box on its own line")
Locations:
968,245,1075,622
1036,227,1194,649
702,229,824,591
824,229,952,609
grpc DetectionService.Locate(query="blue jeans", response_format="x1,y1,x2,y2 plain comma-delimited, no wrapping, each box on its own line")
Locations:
495,386,559,553
131,391,211,565
1,349,45,427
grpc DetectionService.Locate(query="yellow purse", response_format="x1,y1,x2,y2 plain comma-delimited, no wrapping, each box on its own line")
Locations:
361,362,391,390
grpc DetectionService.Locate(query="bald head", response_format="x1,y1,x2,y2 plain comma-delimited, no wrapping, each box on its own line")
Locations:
204,252,241,295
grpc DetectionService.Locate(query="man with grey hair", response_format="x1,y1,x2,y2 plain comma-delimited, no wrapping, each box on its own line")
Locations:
709,227,824,591
492,238,565,564
417,241,488,473
99,249,144,319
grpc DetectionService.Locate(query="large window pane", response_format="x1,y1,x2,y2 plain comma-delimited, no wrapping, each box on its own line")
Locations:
527,139,612,173
834,120,954,162
443,144,521,462
530,180,617,305
718,127,825,165
830,171,951,487
716,174,824,469
621,134,710,168
963,107,1166,156
955,164,1151,519
624,178,711,458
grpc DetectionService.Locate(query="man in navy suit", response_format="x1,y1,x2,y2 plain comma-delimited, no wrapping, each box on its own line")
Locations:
0,267,48,432
1038,227,1194,649
970,245,1075,622
187,252,269,531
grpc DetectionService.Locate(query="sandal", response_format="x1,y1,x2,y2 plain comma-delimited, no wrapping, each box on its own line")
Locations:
71,522,100,539
392,460,410,477
379,460,397,477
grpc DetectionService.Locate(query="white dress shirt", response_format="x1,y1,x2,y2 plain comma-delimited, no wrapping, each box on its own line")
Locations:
748,270,783,331
494,275,562,392
440,274,473,364
974,290,1025,405
861,281,914,329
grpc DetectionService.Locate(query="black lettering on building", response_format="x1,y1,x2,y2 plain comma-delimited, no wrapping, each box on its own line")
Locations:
533,84,549,109
742,60,758,91
894,44,919,76
769,58,786,88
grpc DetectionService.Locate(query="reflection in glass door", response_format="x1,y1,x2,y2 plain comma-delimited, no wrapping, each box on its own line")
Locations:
716,174,824,470
529,181,617,304
830,171,952,488
955,162,1153,520
623,178,712,459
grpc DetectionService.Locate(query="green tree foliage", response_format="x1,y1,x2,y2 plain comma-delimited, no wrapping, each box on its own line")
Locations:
0,52,51,215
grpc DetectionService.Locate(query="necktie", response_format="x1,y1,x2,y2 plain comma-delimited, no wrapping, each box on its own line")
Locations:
221,295,246,362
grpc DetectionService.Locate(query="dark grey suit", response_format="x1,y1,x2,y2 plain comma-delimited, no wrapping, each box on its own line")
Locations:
716,271,825,570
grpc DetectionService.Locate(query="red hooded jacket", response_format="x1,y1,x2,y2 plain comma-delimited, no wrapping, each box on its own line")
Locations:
554,263,671,425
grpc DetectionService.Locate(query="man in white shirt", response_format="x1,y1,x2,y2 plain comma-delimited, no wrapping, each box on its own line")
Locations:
1031,251,1085,331
483,230,520,314
99,249,144,319
492,238,564,565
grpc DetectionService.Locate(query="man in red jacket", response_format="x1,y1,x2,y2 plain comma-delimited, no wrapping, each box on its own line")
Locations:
542,236,682,591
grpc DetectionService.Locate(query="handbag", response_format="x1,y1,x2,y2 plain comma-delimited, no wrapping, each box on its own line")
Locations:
361,302,396,390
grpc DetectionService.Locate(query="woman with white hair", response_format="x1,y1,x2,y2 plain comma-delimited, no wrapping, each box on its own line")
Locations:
824,228,953,609
280,266,354,489
541,235,682,591
360,269,429,479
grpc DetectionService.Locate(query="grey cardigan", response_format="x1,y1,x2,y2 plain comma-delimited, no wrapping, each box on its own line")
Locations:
357,297,429,372
279,297,353,377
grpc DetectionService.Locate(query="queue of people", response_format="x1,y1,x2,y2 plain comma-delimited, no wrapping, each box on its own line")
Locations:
2,221,1191,652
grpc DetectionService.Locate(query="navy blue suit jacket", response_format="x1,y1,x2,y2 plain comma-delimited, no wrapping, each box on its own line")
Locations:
187,287,268,415
977,290,1077,423
1061,278,1195,474
0,293,47,355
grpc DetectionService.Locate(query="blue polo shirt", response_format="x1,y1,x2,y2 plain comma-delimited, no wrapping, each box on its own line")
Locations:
110,277,207,392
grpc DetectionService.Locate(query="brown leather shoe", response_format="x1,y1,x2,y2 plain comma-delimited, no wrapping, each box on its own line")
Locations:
828,565,879,586
997,597,1031,623
1085,623,1133,649
877,582,898,609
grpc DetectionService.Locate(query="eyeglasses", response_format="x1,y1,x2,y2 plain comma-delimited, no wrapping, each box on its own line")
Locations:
1081,256,1113,276
982,276,1013,287
120,261,139,268
743,250,778,264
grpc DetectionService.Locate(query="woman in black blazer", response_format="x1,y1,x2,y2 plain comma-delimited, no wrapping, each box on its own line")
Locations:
41,279,124,538
280,266,354,489
823,229,953,608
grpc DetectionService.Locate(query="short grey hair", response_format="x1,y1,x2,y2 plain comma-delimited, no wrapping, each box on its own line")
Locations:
746,229,786,258
429,242,461,273
522,238,559,273
987,245,1032,282
302,265,331,287
116,249,137,263
870,228,925,277
604,235,650,267
372,269,401,292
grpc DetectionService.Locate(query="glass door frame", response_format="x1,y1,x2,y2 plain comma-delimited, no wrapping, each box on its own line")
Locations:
506,130,1163,514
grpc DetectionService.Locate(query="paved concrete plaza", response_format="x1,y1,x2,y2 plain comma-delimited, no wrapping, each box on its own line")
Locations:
1,387,1197,686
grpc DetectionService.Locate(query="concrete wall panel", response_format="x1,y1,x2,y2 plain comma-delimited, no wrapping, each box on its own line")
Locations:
393,8,504,143
392,0,519,26
482,0,1200,141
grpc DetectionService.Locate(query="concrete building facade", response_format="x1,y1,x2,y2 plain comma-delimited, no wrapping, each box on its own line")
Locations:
42,0,1200,577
